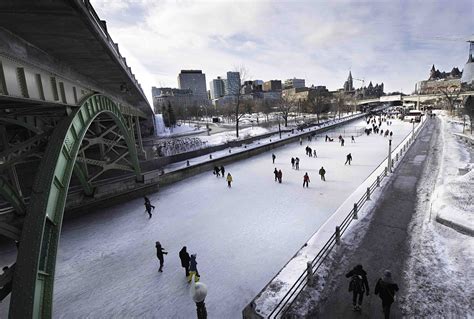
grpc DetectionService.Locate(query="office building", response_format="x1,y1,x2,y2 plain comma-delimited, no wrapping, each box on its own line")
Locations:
177,70,208,99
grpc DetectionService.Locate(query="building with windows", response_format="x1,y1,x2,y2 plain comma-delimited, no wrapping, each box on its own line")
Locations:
225,71,241,96
209,76,225,100
177,70,208,99
284,78,305,89
263,80,282,92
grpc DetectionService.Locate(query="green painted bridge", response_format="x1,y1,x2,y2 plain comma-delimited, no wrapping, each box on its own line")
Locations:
0,1,155,317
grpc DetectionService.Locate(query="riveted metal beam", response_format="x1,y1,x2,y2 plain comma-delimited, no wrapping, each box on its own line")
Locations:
10,94,141,318
0,176,26,216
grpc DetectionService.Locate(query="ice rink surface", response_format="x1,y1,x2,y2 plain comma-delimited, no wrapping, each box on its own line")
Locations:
0,118,414,318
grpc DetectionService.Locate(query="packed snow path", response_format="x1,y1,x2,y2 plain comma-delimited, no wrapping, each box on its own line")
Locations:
0,118,414,318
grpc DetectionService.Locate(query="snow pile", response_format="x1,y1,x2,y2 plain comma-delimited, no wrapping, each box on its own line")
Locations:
199,126,271,146
401,112,474,317
432,113,474,235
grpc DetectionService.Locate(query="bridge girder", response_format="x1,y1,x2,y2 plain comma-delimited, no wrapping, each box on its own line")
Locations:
5,94,142,318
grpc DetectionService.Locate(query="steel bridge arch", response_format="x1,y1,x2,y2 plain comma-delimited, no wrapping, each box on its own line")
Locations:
9,94,141,318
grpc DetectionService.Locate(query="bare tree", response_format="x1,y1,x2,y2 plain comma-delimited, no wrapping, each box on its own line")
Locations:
277,95,295,127
232,66,251,138
305,90,331,123
440,87,461,115
256,99,273,122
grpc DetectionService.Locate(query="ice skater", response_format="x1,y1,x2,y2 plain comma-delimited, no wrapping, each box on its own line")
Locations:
226,173,233,187
272,153,276,164
351,136,355,143
341,138,345,146
220,165,225,177
188,254,200,282
274,168,278,181
303,172,310,188
313,149,317,157
346,264,370,311
144,197,155,218
278,170,283,183
375,270,399,319
345,153,352,165
179,246,191,277
319,166,326,181
213,166,220,177
291,157,295,168
155,241,168,272
295,157,300,170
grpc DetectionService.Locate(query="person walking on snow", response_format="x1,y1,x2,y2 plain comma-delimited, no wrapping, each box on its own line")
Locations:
226,173,233,188
272,153,276,164
188,254,200,282
274,168,278,181
144,197,155,218
291,157,295,168
375,270,399,319
220,165,225,177
155,241,168,272
313,149,317,157
278,170,283,183
319,166,326,181
295,157,300,170
346,264,370,311
351,135,355,143
303,173,310,188
345,153,352,165
179,246,191,277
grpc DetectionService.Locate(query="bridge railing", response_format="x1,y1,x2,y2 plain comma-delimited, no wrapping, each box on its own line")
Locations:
260,116,428,318
80,0,145,97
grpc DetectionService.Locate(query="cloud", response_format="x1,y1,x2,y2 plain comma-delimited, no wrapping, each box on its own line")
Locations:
91,0,474,104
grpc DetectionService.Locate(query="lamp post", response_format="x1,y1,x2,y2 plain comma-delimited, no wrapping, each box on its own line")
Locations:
278,115,282,139
387,136,393,172
190,276,207,319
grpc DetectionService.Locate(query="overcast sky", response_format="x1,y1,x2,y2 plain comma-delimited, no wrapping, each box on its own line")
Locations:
91,0,473,103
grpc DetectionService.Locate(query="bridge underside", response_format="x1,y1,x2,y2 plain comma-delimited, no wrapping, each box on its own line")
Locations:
0,94,146,317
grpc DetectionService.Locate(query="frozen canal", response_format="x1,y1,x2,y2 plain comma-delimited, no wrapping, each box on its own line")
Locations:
0,118,415,318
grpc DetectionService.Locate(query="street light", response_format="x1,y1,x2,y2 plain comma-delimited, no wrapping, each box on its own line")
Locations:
190,275,207,319
387,135,393,173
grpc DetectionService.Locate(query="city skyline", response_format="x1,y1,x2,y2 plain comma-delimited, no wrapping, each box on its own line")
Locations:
91,0,473,104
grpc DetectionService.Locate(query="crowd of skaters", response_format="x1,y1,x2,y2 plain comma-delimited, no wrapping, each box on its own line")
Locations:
135,113,407,318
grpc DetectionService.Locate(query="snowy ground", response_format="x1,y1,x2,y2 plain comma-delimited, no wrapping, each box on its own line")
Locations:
401,112,474,316
0,117,414,318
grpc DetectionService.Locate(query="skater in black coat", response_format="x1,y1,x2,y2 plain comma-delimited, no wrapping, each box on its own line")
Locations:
345,153,353,165
272,153,276,164
346,264,370,311
144,197,155,218
375,270,399,319
179,246,191,277
155,241,168,272
291,157,295,168
213,166,220,177
274,168,278,182
220,165,225,177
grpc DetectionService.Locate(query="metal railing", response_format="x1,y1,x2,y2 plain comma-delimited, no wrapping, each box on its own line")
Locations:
267,116,428,318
